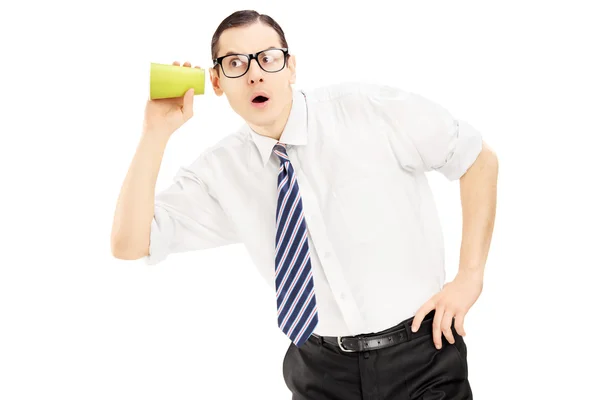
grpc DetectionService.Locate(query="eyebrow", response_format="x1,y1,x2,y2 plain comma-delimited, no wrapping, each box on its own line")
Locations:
222,46,280,57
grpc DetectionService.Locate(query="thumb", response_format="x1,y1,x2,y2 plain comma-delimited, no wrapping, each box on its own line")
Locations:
182,88,195,120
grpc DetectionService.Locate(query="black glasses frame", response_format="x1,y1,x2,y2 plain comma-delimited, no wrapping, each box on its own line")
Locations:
212,48,289,78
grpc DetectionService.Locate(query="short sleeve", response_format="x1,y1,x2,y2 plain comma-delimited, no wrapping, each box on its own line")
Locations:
143,154,240,265
366,85,483,180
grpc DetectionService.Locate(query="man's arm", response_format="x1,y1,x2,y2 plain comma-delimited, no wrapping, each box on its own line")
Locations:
457,140,498,280
111,134,169,260
412,140,498,348
367,83,499,346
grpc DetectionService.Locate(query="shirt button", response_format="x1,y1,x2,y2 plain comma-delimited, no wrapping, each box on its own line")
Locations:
340,292,346,300
324,251,331,258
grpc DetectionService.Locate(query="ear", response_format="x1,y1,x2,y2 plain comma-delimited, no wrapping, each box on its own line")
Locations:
210,67,224,96
287,54,297,85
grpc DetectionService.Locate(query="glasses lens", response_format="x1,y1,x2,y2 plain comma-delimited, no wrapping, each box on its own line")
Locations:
257,49,286,72
221,49,286,77
221,54,250,78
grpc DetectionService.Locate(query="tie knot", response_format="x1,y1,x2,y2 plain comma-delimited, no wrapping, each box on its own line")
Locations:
273,142,289,163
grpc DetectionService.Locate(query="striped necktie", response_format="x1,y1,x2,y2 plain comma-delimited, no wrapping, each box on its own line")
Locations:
273,142,319,347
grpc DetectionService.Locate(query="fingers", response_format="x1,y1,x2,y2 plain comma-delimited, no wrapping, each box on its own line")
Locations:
432,307,444,349
441,311,455,345
169,61,200,102
411,295,466,350
172,61,197,68
411,299,435,333
454,313,466,336
181,88,195,120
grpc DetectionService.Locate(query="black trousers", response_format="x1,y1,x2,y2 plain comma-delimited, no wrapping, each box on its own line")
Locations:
282,310,472,400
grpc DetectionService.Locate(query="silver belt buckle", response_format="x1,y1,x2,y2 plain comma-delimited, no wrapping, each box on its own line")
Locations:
337,336,357,352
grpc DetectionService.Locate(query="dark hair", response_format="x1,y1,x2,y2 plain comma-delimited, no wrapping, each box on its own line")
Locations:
210,10,289,62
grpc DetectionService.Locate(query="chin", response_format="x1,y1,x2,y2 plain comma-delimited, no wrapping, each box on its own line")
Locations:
245,108,278,127
248,116,276,129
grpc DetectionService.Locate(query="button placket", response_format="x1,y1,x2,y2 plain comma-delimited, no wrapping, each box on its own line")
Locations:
287,148,365,333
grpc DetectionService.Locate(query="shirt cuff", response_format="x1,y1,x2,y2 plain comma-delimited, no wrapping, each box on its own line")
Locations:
434,119,483,180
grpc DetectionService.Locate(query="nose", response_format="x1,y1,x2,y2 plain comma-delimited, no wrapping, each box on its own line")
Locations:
246,58,264,84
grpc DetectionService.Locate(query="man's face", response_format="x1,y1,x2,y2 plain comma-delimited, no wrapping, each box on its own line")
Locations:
210,22,296,129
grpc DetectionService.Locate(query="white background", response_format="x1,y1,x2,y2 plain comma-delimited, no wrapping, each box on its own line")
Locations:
1,0,599,398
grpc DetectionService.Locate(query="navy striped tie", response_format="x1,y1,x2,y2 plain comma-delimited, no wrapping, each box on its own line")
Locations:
273,142,319,347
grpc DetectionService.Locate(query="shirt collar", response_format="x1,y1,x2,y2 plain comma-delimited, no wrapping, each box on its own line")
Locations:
245,89,308,169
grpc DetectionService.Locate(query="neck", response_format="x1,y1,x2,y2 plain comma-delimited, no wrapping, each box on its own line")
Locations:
248,93,293,141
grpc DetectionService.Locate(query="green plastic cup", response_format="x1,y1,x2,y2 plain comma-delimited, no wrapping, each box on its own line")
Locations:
149,62,205,99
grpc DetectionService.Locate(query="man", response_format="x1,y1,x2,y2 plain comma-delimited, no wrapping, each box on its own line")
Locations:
111,9,498,400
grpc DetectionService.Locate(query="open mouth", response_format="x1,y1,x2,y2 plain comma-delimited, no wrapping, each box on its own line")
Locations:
252,95,269,104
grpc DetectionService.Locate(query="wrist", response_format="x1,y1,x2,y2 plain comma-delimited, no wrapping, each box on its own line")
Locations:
138,130,170,155
457,266,484,282
141,127,171,145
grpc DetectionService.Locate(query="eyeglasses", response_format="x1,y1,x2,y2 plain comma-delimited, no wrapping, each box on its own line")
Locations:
213,48,289,78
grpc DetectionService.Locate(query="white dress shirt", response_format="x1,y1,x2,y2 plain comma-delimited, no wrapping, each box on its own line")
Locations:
143,82,483,337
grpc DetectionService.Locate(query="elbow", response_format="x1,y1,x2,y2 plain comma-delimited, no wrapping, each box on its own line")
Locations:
110,237,131,259
111,236,148,260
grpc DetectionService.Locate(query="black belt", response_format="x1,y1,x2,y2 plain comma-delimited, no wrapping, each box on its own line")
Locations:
312,312,435,353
